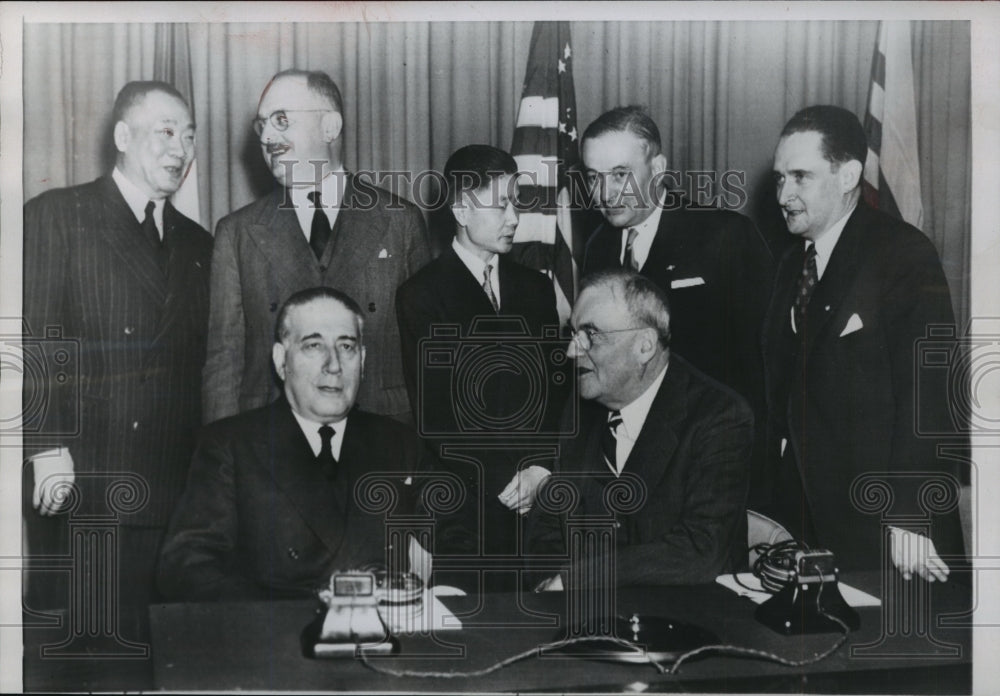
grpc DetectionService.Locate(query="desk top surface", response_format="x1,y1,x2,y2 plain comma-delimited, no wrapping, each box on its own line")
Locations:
150,572,972,693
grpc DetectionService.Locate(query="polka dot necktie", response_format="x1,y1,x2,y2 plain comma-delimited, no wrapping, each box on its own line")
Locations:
793,244,819,332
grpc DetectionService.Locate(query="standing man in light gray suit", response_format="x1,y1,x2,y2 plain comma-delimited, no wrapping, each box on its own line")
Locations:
203,69,431,424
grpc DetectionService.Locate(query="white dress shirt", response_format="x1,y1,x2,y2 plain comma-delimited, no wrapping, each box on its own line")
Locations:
452,237,500,309
619,192,666,270
288,167,346,243
291,409,347,461
608,361,670,475
112,167,164,238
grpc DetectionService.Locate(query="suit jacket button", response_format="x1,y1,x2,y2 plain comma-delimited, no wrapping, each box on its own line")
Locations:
287,547,299,560
124,326,134,335
319,265,327,272
613,521,621,529
269,302,278,312
368,302,377,313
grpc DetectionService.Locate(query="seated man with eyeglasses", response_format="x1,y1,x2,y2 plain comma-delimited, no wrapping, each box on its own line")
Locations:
526,268,752,590
203,69,431,427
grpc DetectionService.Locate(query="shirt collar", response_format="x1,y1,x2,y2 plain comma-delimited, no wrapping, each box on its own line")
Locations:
112,166,165,232
621,191,665,265
809,202,856,280
616,360,670,442
290,408,347,461
289,166,346,212
452,237,498,283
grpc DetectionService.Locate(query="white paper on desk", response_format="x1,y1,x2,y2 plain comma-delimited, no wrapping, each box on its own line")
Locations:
379,588,463,634
715,573,881,607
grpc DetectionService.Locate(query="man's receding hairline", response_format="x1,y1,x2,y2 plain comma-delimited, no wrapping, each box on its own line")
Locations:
279,296,362,343
120,89,190,124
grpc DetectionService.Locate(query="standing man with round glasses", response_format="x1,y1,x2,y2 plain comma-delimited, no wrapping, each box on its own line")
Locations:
203,69,431,426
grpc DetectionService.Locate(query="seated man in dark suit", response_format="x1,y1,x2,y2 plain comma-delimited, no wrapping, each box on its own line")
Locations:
396,144,566,589
527,269,752,590
580,106,773,507
159,287,421,600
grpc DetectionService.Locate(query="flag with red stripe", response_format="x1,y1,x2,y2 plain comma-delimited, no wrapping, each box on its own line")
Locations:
863,21,924,229
510,22,580,323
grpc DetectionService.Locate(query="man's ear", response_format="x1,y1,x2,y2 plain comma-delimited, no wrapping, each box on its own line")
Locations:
839,159,863,193
650,152,667,176
451,194,470,228
634,328,658,366
272,342,287,381
113,121,130,154
321,111,343,143
360,345,367,380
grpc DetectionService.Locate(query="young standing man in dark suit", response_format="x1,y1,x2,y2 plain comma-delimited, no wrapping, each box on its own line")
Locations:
160,287,421,600
764,105,964,579
396,145,565,589
22,81,212,653
580,106,772,505
203,69,431,426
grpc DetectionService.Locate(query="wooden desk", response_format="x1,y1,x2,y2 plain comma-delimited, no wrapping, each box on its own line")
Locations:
148,572,971,693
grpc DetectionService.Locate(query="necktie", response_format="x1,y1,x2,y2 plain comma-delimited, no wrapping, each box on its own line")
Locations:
142,200,161,248
623,227,640,271
601,411,623,473
308,191,331,260
793,244,819,332
317,425,338,479
483,263,499,312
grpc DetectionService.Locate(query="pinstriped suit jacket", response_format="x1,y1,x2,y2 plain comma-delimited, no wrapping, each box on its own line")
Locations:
23,176,212,526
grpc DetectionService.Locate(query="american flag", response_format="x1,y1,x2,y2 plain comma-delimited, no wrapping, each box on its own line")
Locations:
510,22,580,324
862,21,924,229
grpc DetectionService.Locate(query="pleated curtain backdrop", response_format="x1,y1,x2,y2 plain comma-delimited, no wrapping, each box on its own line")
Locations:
21,20,971,327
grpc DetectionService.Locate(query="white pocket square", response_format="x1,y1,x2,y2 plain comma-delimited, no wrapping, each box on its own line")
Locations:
378,248,390,259
671,276,705,289
839,313,864,337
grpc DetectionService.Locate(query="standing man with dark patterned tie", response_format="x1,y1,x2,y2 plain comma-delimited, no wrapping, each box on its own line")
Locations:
579,106,773,505
159,287,422,600
203,69,431,426
395,145,565,589
763,105,965,578
22,81,212,655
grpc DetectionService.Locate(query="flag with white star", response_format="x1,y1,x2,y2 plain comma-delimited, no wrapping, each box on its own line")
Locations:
510,21,580,323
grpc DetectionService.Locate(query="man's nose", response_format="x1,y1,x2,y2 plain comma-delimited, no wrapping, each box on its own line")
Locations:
777,179,795,206
505,201,520,226
566,334,581,359
321,347,342,373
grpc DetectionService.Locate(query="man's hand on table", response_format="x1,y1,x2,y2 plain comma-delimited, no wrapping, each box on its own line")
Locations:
890,527,949,583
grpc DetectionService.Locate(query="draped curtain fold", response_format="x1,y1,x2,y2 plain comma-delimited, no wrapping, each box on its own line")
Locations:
22,20,971,326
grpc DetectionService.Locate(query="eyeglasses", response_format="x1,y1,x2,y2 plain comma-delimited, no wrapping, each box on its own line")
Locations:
252,109,331,137
567,325,649,351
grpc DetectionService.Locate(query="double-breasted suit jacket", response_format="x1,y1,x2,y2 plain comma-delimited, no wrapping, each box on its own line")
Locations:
23,175,212,526
203,175,431,424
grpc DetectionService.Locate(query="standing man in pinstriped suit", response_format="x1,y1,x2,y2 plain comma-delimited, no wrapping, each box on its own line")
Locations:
22,81,212,648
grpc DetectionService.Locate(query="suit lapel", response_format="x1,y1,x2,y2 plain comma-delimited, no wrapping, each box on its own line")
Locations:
440,246,499,317
327,174,383,274
801,209,864,355
255,401,348,557
246,188,318,296
622,362,684,493
150,202,202,348
93,177,168,305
